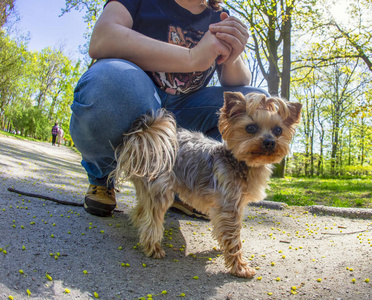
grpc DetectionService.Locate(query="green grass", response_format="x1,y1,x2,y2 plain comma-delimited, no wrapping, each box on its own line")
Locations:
0,130,43,142
267,177,372,208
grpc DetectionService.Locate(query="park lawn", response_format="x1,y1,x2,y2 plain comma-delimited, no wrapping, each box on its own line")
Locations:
267,177,372,208
1,130,41,142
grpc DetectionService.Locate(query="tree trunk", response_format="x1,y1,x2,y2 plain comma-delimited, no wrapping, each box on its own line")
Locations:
281,4,292,100
348,125,351,166
274,6,292,178
272,4,293,178
267,14,279,97
360,117,365,166
331,121,339,175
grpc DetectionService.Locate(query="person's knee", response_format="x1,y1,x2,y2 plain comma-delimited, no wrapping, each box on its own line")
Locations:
71,59,162,151
79,59,149,95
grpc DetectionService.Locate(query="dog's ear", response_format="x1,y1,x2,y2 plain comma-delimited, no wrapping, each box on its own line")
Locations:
221,92,247,118
284,102,302,126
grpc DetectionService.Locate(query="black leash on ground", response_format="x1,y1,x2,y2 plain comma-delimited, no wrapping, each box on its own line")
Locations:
7,187,124,213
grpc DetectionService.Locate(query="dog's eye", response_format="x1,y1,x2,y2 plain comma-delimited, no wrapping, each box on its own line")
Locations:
246,124,258,134
273,126,282,136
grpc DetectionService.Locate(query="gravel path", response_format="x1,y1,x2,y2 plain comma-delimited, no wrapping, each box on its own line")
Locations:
0,135,371,300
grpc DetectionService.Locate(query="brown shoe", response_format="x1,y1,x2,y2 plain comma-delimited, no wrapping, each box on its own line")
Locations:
84,184,116,217
171,201,209,220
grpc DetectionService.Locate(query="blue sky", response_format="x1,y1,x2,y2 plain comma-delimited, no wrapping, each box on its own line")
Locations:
15,0,87,60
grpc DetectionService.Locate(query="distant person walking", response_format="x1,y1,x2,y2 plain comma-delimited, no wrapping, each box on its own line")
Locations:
51,123,59,146
57,127,64,147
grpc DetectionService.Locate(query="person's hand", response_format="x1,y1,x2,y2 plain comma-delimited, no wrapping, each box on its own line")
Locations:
189,29,232,71
209,12,249,65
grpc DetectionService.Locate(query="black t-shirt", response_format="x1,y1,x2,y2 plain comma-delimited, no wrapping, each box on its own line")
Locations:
106,0,228,94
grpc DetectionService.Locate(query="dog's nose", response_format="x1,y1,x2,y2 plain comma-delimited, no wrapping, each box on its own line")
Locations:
263,139,275,150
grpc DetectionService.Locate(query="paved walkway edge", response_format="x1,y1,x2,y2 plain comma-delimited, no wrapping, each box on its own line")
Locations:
307,205,372,220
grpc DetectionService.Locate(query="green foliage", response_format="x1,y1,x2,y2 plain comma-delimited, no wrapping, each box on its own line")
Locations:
0,0,14,28
0,30,82,140
342,165,372,177
6,103,50,139
0,30,27,115
297,0,372,72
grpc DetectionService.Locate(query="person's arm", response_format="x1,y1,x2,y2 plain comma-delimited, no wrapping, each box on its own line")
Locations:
89,1,231,73
216,55,251,86
210,13,252,86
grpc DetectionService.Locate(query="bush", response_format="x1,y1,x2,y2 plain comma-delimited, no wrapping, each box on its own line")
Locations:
7,105,50,140
342,165,372,177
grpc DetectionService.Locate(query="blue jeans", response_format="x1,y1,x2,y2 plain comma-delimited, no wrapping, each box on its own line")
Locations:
70,58,269,188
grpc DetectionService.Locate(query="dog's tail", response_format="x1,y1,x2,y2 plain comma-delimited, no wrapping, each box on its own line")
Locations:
112,109,178,182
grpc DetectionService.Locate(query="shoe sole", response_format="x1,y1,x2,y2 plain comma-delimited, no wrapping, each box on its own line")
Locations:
84,199,115,217
170,202,210,220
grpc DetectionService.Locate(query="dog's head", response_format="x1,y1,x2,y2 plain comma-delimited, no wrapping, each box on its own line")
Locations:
218,92,302,167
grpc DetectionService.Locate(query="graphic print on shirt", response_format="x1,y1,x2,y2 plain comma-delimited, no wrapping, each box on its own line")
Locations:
151,25,216,94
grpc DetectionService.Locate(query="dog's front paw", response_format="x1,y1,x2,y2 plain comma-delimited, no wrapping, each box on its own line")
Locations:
231,265,256,278
144,243,165,259
151,247,165,259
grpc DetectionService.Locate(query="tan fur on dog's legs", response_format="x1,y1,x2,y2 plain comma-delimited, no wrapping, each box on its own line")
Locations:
131,177,174,259
210,207,256,278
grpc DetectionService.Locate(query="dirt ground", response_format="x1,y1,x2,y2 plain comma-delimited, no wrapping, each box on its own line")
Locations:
0,135,371,300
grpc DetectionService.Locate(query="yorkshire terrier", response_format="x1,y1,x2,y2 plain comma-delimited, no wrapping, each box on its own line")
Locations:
112,92,302,278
